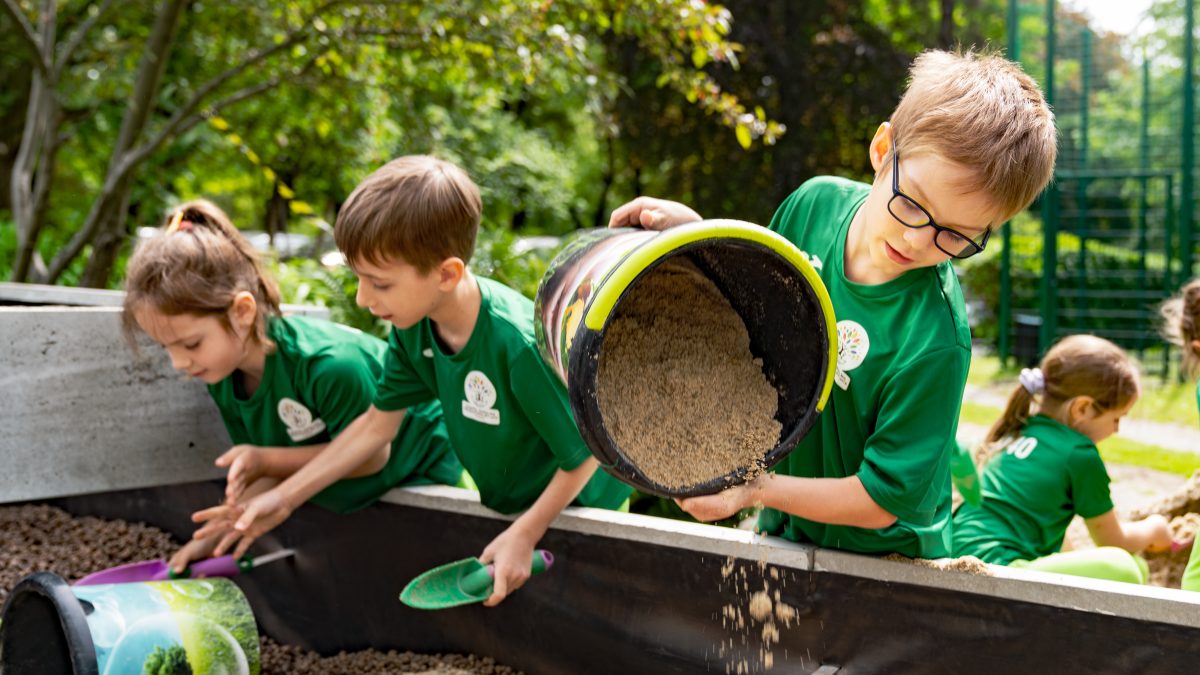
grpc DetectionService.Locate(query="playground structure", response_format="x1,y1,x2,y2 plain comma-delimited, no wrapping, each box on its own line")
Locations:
5,286,1200,672
996,0,1198,373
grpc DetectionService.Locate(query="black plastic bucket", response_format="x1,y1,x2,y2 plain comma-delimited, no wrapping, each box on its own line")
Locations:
0,572,259,674
535,221,836,498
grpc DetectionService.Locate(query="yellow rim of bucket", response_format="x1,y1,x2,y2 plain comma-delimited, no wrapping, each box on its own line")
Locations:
582,220,838,412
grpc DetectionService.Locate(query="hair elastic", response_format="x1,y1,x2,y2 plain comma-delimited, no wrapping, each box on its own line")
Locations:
1019,367,1045,396
165,209,195,233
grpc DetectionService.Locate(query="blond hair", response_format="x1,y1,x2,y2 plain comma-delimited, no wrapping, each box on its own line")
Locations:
1161,279,1200,379
985,335,1139,447
889,49,1057,223
122,199,281,351
335,155,481,272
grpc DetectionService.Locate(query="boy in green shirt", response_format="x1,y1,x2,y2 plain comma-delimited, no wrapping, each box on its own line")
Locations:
197,156,630,605
124,200,460,573
608,50,1057,558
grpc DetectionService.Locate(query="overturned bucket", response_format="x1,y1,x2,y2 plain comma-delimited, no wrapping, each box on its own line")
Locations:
535,220,836,498
0,572,259,675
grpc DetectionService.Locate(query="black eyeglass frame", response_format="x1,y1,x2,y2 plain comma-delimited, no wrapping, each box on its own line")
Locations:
887,147,991,259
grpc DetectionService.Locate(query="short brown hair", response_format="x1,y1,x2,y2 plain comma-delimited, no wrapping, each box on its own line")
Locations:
122,199,281,352
335,155,482,272
889,49,1057,223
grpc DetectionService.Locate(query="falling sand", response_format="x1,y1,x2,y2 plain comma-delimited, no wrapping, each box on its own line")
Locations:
597,258,781,491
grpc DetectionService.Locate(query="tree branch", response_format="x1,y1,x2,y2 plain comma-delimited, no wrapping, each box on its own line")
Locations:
1,0,51,79
55,0,118,76
124,78,282,170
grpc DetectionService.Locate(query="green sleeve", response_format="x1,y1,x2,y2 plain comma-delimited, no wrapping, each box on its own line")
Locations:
373,329,435,412
857,346,970,525
510,349,592,471
1068,446,1114,519
304,353,377,437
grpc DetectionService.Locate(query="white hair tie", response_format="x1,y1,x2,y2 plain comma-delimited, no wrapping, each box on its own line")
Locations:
1019,367,1045,396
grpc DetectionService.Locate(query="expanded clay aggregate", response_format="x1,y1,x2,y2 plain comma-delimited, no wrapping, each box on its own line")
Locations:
0,504,521,674
597,258,782,491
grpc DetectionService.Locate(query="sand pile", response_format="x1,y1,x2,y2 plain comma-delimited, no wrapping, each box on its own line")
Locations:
597,258,781,491
1127,470,1200,588
0,504,520,674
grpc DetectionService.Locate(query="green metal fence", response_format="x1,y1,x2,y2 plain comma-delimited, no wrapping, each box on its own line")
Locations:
998,0,1196,374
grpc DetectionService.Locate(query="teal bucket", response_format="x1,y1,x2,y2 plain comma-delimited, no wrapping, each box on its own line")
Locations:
0,572,260,674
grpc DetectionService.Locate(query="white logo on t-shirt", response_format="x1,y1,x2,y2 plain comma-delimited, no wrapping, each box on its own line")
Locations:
802,251,824,272
834,320,870,390
462,370,501,425
277,397,327,441
422,348,434,358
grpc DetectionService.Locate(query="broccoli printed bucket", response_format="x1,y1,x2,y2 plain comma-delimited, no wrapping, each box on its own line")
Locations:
0,572,259,674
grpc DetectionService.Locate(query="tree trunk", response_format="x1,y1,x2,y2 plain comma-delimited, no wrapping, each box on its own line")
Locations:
940,0,956,49
65,0,187,287
10,1,57,283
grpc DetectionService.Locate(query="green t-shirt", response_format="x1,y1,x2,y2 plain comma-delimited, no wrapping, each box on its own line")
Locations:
207,316,461,513
952,415,1114,565
373,276,632,514
756,176,971,558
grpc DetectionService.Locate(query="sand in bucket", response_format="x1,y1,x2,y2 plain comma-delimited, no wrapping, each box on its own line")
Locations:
596,258,781,491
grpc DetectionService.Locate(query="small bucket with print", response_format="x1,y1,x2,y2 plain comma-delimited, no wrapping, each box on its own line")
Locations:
535,220,837,498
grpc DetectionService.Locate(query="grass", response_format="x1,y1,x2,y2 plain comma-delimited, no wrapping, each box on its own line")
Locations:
961,361,1200,477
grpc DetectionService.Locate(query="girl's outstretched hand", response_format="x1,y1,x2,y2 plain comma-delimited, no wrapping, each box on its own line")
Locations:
191,489,293,559
217,444,266,504
1143,514,1174,553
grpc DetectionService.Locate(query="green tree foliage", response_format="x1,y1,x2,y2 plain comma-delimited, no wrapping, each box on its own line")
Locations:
1,0,778,288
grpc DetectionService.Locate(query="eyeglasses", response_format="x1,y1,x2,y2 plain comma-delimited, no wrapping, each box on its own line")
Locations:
887,146,990,259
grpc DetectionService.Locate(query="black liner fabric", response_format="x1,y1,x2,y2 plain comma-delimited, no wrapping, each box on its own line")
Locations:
49,484,1200,674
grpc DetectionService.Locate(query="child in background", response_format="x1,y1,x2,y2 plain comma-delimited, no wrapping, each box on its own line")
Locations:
194,157,632,605
609,49,1057,558
1161,280,1200,590
122,200,462,572
1160,279,1200,426
952,335,1172,583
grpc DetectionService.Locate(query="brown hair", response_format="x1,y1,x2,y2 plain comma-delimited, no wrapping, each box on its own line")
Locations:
334,155,481,272
985,334,1140,446
888,48,1057,223
1160,279,1200,379
122,199,282,351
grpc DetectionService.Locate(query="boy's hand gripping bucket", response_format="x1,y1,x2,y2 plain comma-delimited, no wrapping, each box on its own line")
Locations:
535,220,836,498
0,571,260,674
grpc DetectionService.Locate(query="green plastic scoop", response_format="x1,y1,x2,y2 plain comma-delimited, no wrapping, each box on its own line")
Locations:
400,549,554,609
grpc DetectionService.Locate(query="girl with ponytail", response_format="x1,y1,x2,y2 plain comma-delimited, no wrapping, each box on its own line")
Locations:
952,335,1173,584
123,200,461,573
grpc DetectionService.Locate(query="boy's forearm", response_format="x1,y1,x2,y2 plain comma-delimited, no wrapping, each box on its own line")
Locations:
508,457,599,541
755,474,898,529
274,407,403,509
259,443,387,479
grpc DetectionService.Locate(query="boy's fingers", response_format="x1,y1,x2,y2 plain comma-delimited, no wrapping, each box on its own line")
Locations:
215,446,242,468
485,573,509,607
232,533,257,560
192,504,236,523
213,530,242,559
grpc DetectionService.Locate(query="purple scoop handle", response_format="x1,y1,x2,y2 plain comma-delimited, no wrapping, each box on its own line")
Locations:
166,555,241,580
74,555,242,586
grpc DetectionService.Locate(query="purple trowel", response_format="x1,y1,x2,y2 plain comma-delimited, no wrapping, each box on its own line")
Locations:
73,549,294,586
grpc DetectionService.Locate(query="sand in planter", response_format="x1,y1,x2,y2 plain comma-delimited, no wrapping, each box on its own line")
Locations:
1127,470,1200,588
596,258,781,491
0,504,521,675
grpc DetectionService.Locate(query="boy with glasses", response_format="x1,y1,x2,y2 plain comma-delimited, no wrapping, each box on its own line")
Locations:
608,49,1056,558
